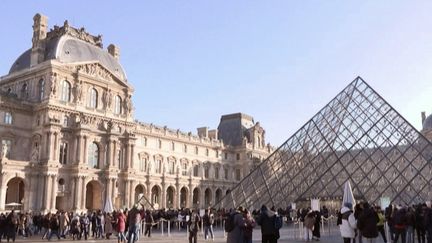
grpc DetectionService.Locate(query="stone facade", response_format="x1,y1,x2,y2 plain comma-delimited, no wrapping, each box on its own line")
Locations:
0,14,272,213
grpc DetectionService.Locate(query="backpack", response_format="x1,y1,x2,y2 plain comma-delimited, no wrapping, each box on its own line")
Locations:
337,211,342,225
274,215,283,230
224,213,236,232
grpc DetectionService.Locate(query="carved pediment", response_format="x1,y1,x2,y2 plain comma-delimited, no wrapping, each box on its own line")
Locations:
68,62,130,88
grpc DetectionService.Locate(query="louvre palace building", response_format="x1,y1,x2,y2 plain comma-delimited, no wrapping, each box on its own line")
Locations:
0,14,273,213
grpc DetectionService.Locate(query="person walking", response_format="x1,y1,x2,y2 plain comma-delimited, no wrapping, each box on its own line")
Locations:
375,207,387,243
257,205,279,243
203,209,214,240
415,204,426,243
312,211,321,241
144,210,154,238
116,209,127,243
304,210,315,241
357,202,379,243
188,209,201,243
339,202,357,243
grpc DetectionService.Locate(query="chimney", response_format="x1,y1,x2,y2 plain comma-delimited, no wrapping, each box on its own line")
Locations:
30,13,48,67
422,111,426,124
108,44,120,60
197,127,208,138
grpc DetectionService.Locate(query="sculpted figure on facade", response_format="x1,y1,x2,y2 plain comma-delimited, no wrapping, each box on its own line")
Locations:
49,72,58,98
1,143,8,159
74,80,83,103
103,89,113,109
31,142,39,162
124,94,133,115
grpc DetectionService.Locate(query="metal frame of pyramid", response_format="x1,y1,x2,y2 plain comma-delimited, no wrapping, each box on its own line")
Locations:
219,77,432,209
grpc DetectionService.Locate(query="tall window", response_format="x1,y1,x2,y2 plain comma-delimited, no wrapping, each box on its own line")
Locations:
21,83,28,98
59,142,68,165
235,169,241,181
114,95,122,114
168,160,175,174
155,159,162,174
182,162,188,176
215,167,219,179
118,148,124,169
195,146,199,155
139,157,148,172
158,139,162,149
171,142,175,151
206,148,209,156
193,165,199,177
2,139,12,158
224,168,229,180
88,88,98,108
204,166,209,178
63,116,69,127
39,79,45,101
184,144,187,153
88,142,99,168
60,80,71,102
4,112,12,124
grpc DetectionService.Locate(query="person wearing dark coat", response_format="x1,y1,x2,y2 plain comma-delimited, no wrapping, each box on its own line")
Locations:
257,205,279,243
415,204,426,243
312,211,321,241
357,202,379,242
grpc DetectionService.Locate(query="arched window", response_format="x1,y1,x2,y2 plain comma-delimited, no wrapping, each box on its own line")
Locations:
214,166,220,179
139,155,148,172
88,88,98,108
88,142,99,168
39,79,45,101
114,95,122,114
60,80,71,102
59,142,68,165
4,112,12,124
118,147,124,170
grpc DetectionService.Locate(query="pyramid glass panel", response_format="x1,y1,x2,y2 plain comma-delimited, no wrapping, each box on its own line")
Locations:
218,77,432,209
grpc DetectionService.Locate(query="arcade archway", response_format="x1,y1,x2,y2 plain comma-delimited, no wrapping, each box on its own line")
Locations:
85,180,102,210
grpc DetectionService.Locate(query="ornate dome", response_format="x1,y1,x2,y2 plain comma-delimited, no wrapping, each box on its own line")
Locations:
9,23,126,81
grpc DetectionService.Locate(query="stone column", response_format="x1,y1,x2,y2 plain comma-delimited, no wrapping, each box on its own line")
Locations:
80,177,86,210
83,136,88,166
50,175,57,211
106,140,112,167
129,180,134,206
112,141,117,168
125,144,130,170
71,177,77,209
24,174,33,210
0,172,7,211
53,132,58,162
176,183,180,209
41,175,49,211
130,144,135,169
76,135,81,164
112,178,118,208
124,180,130,208
46,132,52,161
161,182,166,209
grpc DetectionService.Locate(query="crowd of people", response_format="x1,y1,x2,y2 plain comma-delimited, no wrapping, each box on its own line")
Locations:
338,201,432,243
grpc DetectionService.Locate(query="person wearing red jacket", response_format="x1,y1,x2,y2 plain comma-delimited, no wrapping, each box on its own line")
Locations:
117,210,127,243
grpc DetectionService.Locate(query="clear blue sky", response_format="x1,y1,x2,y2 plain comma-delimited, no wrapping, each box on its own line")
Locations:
1,1,432,146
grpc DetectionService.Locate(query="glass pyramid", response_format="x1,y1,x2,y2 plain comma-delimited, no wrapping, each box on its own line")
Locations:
221,77,432,209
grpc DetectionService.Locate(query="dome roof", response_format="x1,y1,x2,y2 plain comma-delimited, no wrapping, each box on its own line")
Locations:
9,35,126,81
422,114,432,131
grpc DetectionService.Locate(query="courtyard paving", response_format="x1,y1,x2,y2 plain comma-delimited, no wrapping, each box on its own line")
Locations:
4,225,390,243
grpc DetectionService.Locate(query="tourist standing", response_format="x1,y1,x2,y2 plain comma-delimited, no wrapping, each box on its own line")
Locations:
392,206,407,243
312,210,321,241
415,204,426,243
105,213,114,239
303,210,315,241
357,202,379,243
257,205,279,243
243,209,256,243
339,202,356,243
